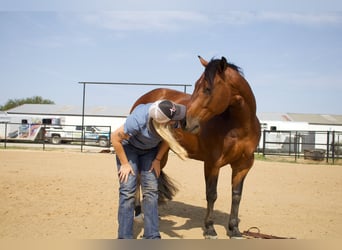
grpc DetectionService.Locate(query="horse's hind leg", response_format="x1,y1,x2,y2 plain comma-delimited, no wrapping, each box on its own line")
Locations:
203,164,220,239
228,158,253,238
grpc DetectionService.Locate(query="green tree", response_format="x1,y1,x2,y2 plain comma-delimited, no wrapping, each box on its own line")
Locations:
0,96,55,111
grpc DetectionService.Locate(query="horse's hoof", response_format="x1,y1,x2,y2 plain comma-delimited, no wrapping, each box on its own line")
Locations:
204,234,218,240
230,236,245,240
204,228,218,239
134,213,144,223
228,228,243,239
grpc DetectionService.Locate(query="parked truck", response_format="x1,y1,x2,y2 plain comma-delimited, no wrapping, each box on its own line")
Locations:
44,125,110,147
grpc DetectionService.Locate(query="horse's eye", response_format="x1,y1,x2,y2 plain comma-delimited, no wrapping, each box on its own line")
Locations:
204,87,211,95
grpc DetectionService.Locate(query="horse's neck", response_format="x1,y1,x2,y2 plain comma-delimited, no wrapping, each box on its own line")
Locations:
224,90,257,124
228,75,256,113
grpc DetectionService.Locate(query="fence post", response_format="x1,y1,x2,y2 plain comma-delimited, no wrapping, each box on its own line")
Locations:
4,122,8,149
326,131,330,163
109,126,112,149
289,131,292,156
294,131,298,162
81,82,86,152
331,131,335,164
262,129,266,157
42,124,46,151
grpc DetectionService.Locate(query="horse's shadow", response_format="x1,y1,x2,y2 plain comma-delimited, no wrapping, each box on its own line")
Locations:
133,200,230,239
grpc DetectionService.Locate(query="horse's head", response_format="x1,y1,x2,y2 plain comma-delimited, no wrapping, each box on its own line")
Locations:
185,56,236,133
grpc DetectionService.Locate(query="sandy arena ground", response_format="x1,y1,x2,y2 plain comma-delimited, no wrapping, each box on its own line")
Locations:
0,149,341,239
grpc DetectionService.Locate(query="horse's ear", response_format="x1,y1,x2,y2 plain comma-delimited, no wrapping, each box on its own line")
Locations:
198,55,208,67
219,57,228,73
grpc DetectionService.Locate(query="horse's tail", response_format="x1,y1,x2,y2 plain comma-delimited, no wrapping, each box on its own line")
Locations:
158,170,179,204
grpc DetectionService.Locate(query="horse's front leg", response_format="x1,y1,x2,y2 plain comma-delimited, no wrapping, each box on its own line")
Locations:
228,175,245,238
228,159,253,238
203,164,220,239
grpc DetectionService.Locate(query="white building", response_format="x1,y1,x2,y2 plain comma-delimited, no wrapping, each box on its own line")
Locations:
0,104,130,141
258,112,342,152
3,104,342,131
2,104,342,147
3,104,130,132
258,112,342,131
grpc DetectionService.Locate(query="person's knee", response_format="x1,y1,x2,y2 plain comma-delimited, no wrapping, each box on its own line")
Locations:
141,173,158,196
120,178,137,199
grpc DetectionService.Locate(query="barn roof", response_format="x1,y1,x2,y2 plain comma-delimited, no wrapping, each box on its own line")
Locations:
287,113,342,125
257,113,292,122
5,104,342,125
258,112,342,125
6,104,130,117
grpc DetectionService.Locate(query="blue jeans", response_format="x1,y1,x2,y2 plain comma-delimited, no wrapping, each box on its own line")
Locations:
116,143,160,239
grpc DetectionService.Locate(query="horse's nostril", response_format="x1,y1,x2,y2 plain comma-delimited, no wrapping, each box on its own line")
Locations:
180,118,187,129
189,124,200,134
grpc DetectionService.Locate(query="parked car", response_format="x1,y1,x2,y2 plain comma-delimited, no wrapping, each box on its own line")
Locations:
45,125,110,147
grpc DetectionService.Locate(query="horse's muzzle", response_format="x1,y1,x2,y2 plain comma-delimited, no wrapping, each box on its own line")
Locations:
179,118,187,129
185,116,200,134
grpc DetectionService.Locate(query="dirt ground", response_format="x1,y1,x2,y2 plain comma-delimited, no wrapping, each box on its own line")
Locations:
0,149,341,239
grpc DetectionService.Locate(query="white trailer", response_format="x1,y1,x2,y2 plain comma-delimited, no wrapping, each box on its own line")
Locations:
0,112,62,142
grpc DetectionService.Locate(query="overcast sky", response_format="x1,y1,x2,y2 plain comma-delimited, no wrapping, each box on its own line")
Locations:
1,1,341,114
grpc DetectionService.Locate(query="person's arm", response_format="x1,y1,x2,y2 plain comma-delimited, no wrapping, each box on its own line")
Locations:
111,124,134,183
150,140,169,177
155,140,169,161
111,124,130,164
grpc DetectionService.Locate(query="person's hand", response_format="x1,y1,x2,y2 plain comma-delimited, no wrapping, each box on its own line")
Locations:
118,163,135,183
150,159,161,178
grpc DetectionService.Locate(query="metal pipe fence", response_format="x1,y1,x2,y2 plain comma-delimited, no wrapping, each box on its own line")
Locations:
3,121,342,164
260,130,342,164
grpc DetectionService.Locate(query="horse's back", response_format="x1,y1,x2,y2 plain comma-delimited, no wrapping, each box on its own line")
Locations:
131,88,190,112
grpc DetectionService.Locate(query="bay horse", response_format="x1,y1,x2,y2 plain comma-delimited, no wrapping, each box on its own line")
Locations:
130,56,260,239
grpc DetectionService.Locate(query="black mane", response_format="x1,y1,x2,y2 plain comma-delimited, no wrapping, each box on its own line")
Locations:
204,57,243,86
